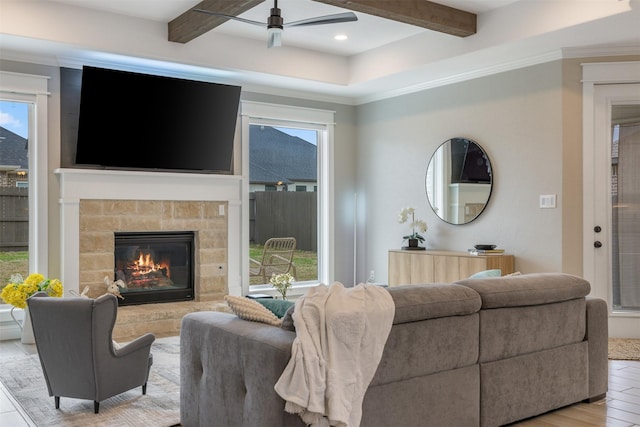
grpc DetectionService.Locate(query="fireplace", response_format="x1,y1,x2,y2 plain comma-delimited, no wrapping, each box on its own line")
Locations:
55,169,242,302
114,231,195,306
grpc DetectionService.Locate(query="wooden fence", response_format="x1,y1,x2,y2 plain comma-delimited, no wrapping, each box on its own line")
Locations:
0,187,28,251
250,191,317,251
1,189,316,253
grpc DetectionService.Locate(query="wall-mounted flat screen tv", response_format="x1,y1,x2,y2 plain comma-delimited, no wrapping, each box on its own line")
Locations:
75,66,241,174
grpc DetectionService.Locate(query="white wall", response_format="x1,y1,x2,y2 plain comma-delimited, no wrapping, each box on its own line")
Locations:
357,61,566,282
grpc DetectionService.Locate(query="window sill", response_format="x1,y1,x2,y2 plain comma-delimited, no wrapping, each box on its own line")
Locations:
249,282,319,299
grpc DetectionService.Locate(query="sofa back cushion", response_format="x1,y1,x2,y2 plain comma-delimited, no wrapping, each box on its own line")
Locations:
454,272,590,308
371,313,479,386
455,273,590,363
476,298,587,363
387,283,481,324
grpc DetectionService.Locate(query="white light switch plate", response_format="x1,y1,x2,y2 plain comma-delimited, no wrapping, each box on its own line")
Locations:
539,194,556,209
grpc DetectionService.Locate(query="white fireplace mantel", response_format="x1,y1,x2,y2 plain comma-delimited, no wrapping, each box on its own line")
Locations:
55,168,243,297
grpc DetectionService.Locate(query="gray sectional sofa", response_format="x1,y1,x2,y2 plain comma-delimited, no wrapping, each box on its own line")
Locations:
180,273,608,427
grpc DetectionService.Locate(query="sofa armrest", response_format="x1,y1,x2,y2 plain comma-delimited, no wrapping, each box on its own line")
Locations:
585,297,608,401
180,311,303,427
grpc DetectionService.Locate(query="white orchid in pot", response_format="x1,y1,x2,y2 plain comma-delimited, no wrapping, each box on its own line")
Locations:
270,273,295,300
398,207,428,248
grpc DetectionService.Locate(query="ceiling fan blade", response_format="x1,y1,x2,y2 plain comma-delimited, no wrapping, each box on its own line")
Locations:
193,9,265,27
284,12,357,27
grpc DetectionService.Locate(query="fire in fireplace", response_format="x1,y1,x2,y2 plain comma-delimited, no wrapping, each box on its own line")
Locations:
114,231,195,306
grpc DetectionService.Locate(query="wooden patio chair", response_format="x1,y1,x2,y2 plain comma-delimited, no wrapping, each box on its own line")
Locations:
250,237,297,284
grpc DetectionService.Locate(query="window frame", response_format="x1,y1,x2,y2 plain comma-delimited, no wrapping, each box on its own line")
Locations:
0,71,49,278
240,101,335,297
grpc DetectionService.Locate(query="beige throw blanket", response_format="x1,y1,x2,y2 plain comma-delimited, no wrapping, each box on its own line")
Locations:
274,282,395,427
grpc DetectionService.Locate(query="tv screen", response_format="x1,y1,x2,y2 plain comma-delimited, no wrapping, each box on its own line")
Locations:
75,66,241,174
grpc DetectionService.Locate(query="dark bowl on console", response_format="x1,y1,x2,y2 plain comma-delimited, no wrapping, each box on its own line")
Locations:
474,244,497,250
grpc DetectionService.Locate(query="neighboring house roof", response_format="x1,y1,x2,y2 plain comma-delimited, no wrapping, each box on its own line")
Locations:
0,126,28,170
249,126,317,185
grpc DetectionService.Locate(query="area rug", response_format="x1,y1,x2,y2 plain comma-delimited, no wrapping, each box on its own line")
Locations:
0,335,181,426
608,338,640,361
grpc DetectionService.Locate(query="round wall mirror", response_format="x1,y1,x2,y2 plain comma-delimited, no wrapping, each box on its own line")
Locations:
425,138,493,225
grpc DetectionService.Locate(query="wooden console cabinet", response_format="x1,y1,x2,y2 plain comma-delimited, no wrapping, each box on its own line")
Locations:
388,250,515,286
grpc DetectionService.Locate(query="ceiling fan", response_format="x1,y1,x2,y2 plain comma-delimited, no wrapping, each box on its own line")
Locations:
195,0,358,48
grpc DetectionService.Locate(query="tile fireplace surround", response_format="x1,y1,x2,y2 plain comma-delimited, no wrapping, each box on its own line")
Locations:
55,168,242,339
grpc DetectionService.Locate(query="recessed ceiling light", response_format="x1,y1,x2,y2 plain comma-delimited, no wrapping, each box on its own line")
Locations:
334,34,348,41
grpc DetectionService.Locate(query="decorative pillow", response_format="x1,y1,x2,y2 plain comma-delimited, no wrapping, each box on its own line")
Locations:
280,305,295,332
468,269,502,279
224,295,282,326
255,298,294,318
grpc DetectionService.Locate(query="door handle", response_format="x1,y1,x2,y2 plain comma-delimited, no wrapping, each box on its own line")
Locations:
594,241,602,248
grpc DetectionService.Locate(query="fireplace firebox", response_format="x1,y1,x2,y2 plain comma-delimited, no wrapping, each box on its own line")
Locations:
114,231,195,306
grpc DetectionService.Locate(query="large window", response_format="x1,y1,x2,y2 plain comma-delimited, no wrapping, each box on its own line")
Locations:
248,124,318,286
0,100,29,283
241,101,334,297
0,71,49,296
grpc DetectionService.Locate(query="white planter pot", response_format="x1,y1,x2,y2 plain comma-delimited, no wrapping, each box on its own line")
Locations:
10,307,35,344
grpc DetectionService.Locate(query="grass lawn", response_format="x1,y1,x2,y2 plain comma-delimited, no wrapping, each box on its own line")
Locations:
249,243,318,285
0,251,28,285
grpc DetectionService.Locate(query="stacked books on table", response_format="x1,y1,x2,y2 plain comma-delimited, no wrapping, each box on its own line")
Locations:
468,248,505,256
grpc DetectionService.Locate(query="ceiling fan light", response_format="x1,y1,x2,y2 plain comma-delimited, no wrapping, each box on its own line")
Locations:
267,27,282,48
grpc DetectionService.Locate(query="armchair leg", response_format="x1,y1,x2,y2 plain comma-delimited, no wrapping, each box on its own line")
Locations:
142,383,148,395
94,401,99,414
54,396,60,409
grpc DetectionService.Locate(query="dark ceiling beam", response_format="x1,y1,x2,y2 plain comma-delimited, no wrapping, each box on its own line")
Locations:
169,0,265,44
312,0,476,37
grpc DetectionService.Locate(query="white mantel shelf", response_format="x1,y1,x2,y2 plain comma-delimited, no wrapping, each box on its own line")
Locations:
54,168,243,297
55,168,242,201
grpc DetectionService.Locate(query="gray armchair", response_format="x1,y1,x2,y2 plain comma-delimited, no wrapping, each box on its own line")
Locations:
27,291,155,414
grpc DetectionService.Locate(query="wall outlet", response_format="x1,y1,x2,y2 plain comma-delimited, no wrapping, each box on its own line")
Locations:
368,270,375,282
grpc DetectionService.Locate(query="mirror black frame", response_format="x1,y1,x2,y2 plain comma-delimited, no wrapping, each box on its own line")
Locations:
425,138,493,225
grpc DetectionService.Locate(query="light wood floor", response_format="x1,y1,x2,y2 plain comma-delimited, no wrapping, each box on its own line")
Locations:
511,359,640,426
